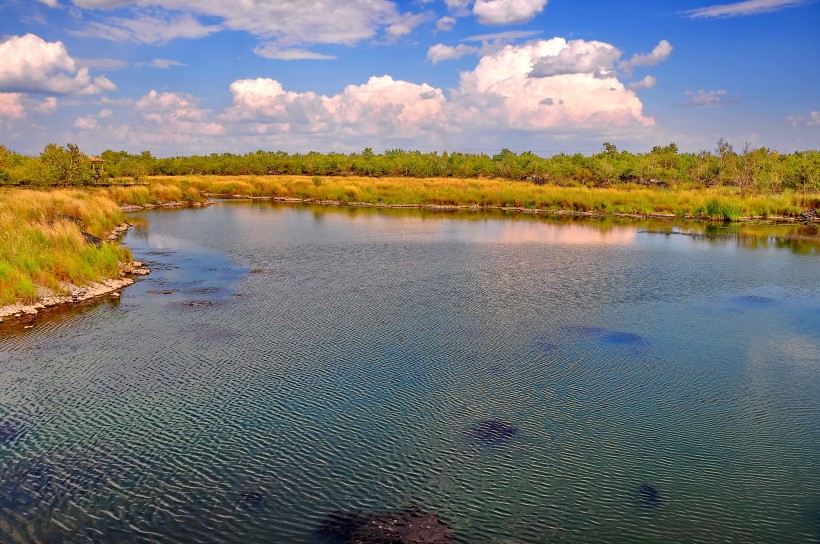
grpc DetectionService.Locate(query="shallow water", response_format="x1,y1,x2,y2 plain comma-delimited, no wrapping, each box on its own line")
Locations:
1,202,818,543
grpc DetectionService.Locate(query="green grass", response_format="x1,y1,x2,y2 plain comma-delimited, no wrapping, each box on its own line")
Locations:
0,189,132,306
151,175,815,220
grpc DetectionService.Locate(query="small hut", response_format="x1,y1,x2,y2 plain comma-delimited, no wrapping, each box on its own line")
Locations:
89,156,105,179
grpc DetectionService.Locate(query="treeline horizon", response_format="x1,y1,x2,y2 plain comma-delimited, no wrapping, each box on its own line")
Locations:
1,141,818,194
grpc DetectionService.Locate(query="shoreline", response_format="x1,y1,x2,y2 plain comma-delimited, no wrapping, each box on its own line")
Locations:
205,193,816,224
0,224,150,323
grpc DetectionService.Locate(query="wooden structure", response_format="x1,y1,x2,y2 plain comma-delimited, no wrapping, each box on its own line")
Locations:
89,156,105,179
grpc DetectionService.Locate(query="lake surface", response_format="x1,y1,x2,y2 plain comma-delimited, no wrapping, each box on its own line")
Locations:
1,201,818,543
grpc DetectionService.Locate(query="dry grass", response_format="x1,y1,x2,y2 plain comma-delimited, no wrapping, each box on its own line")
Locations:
0,188,131,305
152,175,813,219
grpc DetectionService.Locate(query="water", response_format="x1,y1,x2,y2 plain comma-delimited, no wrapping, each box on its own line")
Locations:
1,201,818,543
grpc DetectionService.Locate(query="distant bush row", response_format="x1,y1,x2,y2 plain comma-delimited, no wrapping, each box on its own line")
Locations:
2,140,818,194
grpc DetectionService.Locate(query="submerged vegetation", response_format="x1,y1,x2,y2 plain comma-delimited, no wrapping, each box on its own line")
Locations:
0,189,131,306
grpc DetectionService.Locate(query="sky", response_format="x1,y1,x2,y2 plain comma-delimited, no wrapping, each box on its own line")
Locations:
0,0,818,157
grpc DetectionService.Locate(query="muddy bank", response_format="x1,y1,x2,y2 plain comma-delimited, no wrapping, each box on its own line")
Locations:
119,200,210,212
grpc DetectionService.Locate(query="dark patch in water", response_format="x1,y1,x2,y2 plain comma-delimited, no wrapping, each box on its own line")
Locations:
565,326,646,347
471,419,518,445
734,295,775,306
189,326,239,342
147,289,177,295
0,417,26,445
250,268,266,274
235,490,265,510
602,332,645,345
173,299,223,310
320,508,454,544
185,287,223,296
638,483,661,507
534,335,559,353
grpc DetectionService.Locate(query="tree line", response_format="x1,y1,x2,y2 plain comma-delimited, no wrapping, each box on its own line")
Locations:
1,141,818,193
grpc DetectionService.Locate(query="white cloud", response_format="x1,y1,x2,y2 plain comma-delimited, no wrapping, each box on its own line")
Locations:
253,45,336,60
0,34,116,95
452,39,654,131
37,0,60,7
627,76,657,90
0,93,26,120
528,39,621,77
428,43,480,63
74,115,99,131
683,89,740,107
75,12,220,44
464,30,540,42
137,59,187,69
387,12,428,38
75,58,129,70
685,0,810,18
618,40,673,74
473,0,548,25
223,76,447,137
787,111,820,127
444,0,473,15
136,90,225,135
34,96,59,113
436,16,457,31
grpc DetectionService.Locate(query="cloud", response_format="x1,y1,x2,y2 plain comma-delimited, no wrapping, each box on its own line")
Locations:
74,11,220,44
684,0,810,18
428,43,480,63
787,111,820,127
387,12,428,39
453,38,654,131
134,90,225,139
428,30,540,63
436,16,457,31
683,89,741,107
137,59,187,69
37,0,60,7
75,58,129,70
0,34,116,95
528,39,621,78
628,76,657,90
444,0,473,16
473,0,548,25
0,93,26,120
223,76,447,137
618,40,672,74
253,45,336,60
34,96,59,113
74,115,99,131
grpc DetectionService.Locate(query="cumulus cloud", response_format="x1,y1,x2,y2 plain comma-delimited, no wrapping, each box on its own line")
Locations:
473,0,548,25
436,16,457,31
628,76,657,90
74,115,99,131
0,34,116,95
787,111,820,127
618,40,673,74
428,43,480,63
253,45,336,60
683,89,740,107
453,39,653,131
34,96,59,113
37,0,60,7
529,39,621,78
685,0,810,18
136,90,224,135
444,0,473,15
0,93,26,120
223,76,447,137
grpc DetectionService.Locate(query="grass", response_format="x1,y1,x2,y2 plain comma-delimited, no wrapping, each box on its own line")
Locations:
0,188,131,306
102,181,206,206
150,175,815,220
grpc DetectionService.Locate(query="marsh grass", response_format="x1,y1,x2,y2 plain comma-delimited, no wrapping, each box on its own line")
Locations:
0,189,131,305
152,175,811,219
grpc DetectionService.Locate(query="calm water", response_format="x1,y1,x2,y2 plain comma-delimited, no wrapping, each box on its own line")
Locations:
1,202,818,543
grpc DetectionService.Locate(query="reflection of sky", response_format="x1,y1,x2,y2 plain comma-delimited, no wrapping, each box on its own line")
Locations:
286,206,639,246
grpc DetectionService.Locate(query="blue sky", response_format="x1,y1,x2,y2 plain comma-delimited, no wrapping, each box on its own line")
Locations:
0,0,817,156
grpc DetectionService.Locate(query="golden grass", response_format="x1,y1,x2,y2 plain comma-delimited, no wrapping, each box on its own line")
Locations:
0,188,131,305
151,175,814,219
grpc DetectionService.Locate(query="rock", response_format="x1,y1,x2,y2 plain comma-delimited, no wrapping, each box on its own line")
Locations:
322,508,454,544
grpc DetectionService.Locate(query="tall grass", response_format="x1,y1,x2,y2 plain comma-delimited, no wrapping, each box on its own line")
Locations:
152,175,812,219
102,181,205,206
0,189,131,306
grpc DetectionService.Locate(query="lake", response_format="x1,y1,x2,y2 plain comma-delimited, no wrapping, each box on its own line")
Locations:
1,201,818,543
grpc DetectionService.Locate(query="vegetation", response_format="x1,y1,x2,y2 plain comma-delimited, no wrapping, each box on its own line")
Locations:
1,141,819,195
154,174,815,220
0,189,131,306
